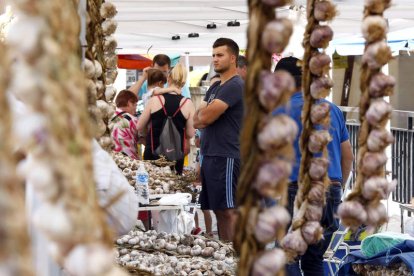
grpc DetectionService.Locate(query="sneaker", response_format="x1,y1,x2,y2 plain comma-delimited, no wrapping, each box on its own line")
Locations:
191,227,202,235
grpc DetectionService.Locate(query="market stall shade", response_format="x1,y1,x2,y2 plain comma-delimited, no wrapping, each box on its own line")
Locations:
117,54,153,69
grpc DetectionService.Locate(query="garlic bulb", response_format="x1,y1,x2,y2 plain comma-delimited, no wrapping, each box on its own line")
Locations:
82,58,96,79
104,36,118,52
259,70,295,111
365,202,388,227
261,0,292,7
262,18,293,54
257,115,298,151
309,157,329,180
254,159,292,197
309,26,333,48
251,249,286,276
314,0,337,22
94,60,103,79
362,177,397,200
369,73,395,98
100,2,117,19
338,201,368,228
365,99,392,126
362,41,392,70
361,152,387,175
191,245,202,256
367,129,394,152
362,16,388,43
304,203,323,222
310,77,334,99
310,102,331,125
309,53,331,77
102,19,117,36
308,130,332,153
201,247,215,257
365,0,391,14
254,205,291,243
106,55,118,69
307,181,325,205
301,221,324,244
33,203,73,241
281,229,308,256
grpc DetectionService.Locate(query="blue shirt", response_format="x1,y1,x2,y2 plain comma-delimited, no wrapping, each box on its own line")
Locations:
273,92,349,183
201,75,244,159
138,81,191,99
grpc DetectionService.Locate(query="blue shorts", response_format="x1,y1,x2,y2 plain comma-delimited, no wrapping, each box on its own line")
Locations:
199,156,240,210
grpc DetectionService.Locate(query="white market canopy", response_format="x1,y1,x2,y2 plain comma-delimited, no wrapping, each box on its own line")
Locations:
113,0,414,56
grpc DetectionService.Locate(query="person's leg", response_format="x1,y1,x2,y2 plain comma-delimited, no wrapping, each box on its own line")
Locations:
214,209,237,242
203,210,213,236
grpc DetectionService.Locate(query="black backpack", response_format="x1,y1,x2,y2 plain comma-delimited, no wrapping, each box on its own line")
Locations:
150,95,188,161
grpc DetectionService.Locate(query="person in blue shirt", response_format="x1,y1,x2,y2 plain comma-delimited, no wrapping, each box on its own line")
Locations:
273,57,354,275
129,54,191,99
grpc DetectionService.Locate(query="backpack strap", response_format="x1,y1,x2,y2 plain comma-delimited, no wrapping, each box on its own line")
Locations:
150,120,154,154
156,95,168,116
173,98,189,118
110,111,127,122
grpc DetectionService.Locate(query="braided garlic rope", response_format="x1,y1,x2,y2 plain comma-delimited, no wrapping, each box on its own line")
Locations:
338,0,396,232
7,0,127,274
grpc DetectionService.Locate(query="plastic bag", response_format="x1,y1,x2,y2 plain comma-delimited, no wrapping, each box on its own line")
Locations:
405,218,414,237
156,209,194,234
158,193,192,205
361,232,414,257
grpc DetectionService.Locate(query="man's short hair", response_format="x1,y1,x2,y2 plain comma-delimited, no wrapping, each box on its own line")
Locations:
237,55,247,68
153,54,171,68
115,90,138,107
274,56,302,88
213,38,239,59
147,68,167,86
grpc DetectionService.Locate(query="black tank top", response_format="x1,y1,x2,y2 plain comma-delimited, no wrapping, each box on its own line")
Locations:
145,93,187,154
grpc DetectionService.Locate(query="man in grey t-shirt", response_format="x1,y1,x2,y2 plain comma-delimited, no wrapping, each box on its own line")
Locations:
194,38,244,242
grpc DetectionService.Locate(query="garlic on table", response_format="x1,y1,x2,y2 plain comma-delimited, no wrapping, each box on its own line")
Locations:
362,41,392,70
301,221,324,244
365,0,392,14
369,73,395,98
254,205,291,243
254,159,292,197
311,102,331,125
338,200,368,228
251,248,286,276
365,99,392,126
309,26,334,49
259,70,295,111
281,229,308,256
201,247,215,257
308,130,332,153
310,76,334,99
309,53,331,77
257,115,298,151
261,18,293,54
361,152,387,175
193,238,206,249
367,129,394,152
362,16,388,43
314,0,337,22
191,245,202,256
309,157,329,180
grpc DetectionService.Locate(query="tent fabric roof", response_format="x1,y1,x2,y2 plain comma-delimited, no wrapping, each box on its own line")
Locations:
113,0,414,56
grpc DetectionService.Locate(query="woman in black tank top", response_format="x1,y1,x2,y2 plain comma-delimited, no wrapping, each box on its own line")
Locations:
136,64,195,175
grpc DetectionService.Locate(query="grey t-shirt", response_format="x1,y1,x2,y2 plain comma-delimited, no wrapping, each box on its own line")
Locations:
201,75,244,159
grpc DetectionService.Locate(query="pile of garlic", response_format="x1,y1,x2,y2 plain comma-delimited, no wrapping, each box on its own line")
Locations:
281,0,337,260
7,1,126,275
84,0,118,150
235,0,296,275
338,0,396,232
353,262,411,276
0,40,32,276
116,230,236,275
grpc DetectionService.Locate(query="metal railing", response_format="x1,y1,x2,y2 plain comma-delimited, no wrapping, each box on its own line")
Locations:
339,107,414,204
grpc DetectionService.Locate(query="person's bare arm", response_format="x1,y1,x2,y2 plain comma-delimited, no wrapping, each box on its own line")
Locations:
196,99,229,126
341,140,354,184
185,100,196,139
129,67,150,98
153,86,181,96
136,98,153,131
193,101,208,129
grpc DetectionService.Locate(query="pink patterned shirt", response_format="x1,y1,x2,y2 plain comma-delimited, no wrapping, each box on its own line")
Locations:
110,109,140,159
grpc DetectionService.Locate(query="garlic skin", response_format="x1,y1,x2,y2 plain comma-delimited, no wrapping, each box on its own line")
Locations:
94,60,103,79
82,59,96,79
261,0,292,7
254,206,291,243
301,221,324,244
309,157,329,180
338,201,368,228
257,115,298,151
305,203,323,222
362,177,397,200
254,159,292,197
100,2,117,19
369,73,395,98
362,41,392,70
308,130,332,153
366,203,388,228
33,203,73,241
201,247,215,257
311,102,331,125
362,16,388,43
365,0,391,14
251,249,286,276
281,229,308,256
367,129,394,152
310,77,334,99
191,245,202,256
106,55,118,69
262,18,293,54
307,181,325,205
309,26,333,49
309,53,331,77
365,99,392,126
361,152,387,175
259,70,295,111
104,36,118,53
314,0,337,22
102,19,117,36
